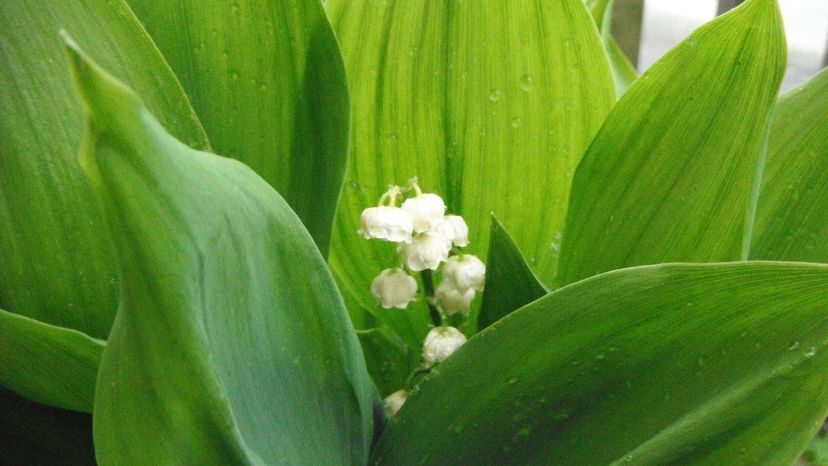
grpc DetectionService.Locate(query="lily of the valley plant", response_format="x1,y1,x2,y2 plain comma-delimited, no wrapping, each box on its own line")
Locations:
2,0,828,464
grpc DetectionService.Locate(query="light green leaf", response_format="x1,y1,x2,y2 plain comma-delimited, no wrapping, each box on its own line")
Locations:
373,262,828,465
66,40,373,464
557,0,786,287
750,68,828,262
0,387,95,465
0,309,103,413
589,0,639,97
126,0,349,255
0,0,208,339
327,0,615,341
476,215,547,331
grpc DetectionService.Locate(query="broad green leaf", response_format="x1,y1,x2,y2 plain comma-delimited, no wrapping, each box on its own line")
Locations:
0,0,208,339
476,215,547,331
126,0,349,255
373,262,828,465
358,328,418,398
0,387,95,466
327,0,615,342
66,41,373,464
802,428,828,466
750,68,828,262
0,309,103,413
589,0,639,97
557,0,786,286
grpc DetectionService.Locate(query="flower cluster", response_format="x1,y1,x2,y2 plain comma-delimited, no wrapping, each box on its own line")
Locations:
359,179,485,316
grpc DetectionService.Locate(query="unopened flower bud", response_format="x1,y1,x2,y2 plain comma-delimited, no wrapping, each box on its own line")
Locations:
433,215,469,247
383,389,408,417
402,193,446,233
371,268,418,309
399,232,451,271
442,255,486,292
435,281,476,316
358,206,414,243
422,326,467,367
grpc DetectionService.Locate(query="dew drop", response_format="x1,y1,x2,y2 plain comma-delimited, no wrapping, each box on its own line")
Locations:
388,133,398,142
788,341,801,351
805,347,817,358
595,352,607,361
230,70,240,80
519,74,534,91
507,376,519,385
349,181,360,190
488,88,503,102
511,117,522,128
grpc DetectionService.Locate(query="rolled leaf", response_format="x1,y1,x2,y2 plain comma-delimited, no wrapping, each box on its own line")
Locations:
66,40,373,464
557,0,786,286
476,215,547,331
126,0,349,255
0,0,208,339
751,68,828,262
374,262,828,465
0,310,103,413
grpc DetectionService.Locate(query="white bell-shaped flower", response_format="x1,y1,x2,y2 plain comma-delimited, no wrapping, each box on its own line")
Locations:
435,281,476,316
383,389,408,417
399,232,451,271
442,254,486,292
422,326,467,367
433,215,469,247
402,193,446,233
371,268,418,309
358,206,414,243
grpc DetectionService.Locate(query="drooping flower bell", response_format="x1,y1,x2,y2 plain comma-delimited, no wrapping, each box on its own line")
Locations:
435,281,476,316
371,268,418,309
433,214,469,247
442,254,486,292
399,231,452,272
422,326,467,367
402,192,446,233
358,186,414,243
383,389,409,417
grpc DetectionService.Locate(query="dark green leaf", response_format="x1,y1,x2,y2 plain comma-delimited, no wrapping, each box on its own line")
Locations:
66,40,373,464
476,215,547,331
557,0,786,286
0,0,208,339
374,262,828,465
0,310,103,413
126,0,349,255
751,68,828,262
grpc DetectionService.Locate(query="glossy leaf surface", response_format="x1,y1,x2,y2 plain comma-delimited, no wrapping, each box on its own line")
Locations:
66,42,373,465
557,0,786,286
126,0,349,255
0,0,207,338
751,68,828,262
0,310,103,413
374,262,828,465
326,0,615,343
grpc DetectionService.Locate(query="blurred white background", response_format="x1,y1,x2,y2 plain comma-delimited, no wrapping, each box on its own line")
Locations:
640,0,828,90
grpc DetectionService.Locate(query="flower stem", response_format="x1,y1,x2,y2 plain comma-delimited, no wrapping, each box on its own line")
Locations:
420,269,442,327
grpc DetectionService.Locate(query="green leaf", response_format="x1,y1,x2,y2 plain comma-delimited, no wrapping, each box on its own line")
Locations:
0,310,103,413
66,40,373,464
357,328,418,398
326,0,615,341
0,387,95,466
589,0,639,97
556,0,786,287
125,0,349,256
476,215,547,331
0,0,208,339
373,262,828,465
750,68,828,262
